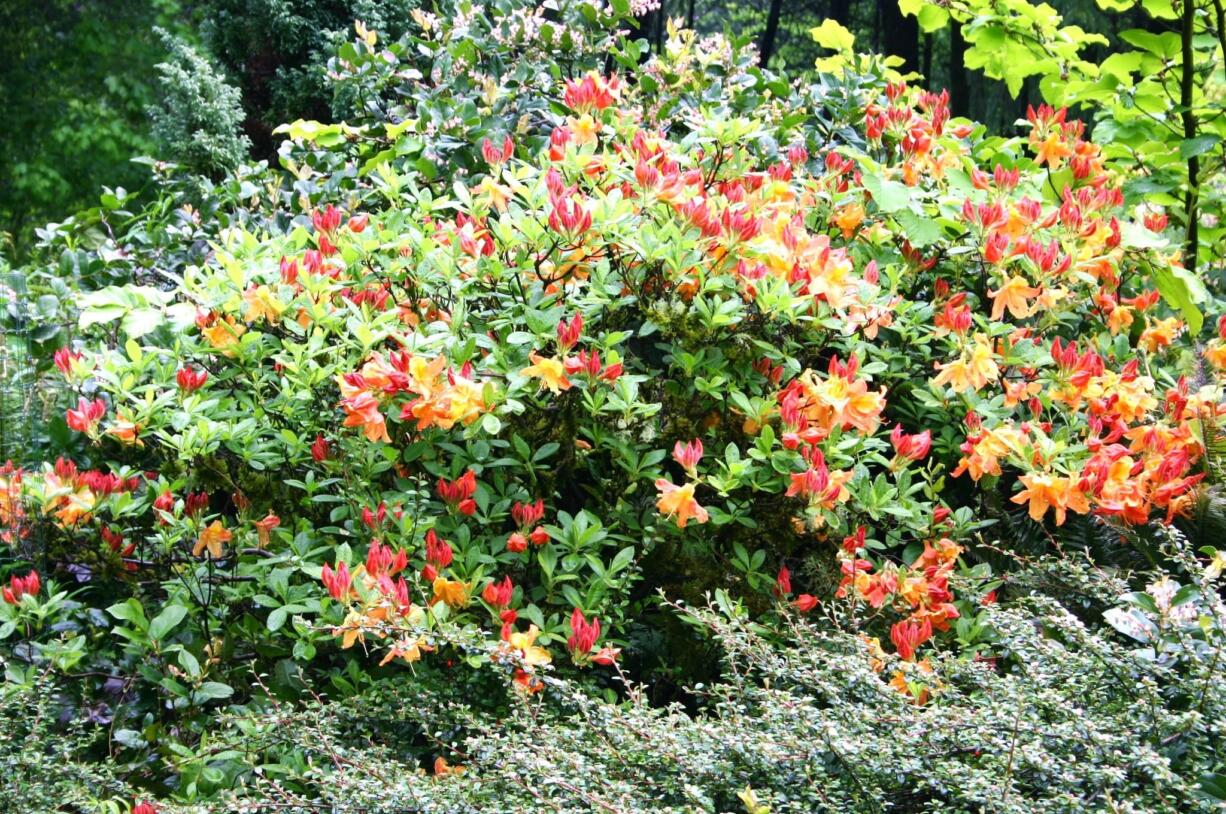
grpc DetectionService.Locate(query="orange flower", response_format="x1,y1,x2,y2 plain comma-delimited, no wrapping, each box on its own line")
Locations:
201,315,247,355
654,479,709,528
1010,472,1090,526
193,520,232,558
520,352,571,393
430,576,471,609
932,334,999,393
242,284,286,323
830,202,865,239
1137,317,1182,354
105,414,142,446
988,275,1039,321
1033,132,1072,167
254,513,280,547
341,392,391,443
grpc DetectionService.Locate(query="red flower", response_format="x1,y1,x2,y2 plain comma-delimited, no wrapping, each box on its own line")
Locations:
672,439,703,474
185,492,209,517
842,525,867,553
133,802,158,814
890,424,932,462
481,134,514,166
774,565,792,598
511,499,544,528
66,398,106,434
506,532,528,553
556,312,584,351
312,204,342,234
311,434,330,462
2,570,39,604
53,347,83,377
437,470,477,506
347,213,369,233
425,529,453,568
482,575,514,608
792,594,818,612
890,618,933,661
568,608,602,655
321,561,352,601
176,367,208,392
152,490,175,523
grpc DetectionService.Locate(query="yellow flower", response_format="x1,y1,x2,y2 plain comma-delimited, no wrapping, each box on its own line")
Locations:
193,520,232,558
243,284,286,323
932,334,999,393
507,624,552,667
520,352,571,393
569,113,600,146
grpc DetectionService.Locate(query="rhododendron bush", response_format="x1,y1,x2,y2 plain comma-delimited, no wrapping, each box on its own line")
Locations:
2,2,1225,810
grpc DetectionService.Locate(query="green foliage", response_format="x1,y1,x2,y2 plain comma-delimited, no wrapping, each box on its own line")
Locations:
0,1,187,256
149,30,252,178
2,1,1226,811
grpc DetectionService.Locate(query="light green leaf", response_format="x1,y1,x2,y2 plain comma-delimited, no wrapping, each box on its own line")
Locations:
1153,263,1207,335
809,20,855,52
861,173,911,213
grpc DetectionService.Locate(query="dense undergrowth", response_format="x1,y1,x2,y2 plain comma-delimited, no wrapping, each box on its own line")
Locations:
1,0,1225,811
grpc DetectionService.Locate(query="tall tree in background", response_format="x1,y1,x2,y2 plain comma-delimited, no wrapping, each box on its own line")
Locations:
881,0,918,73
758,0,784,66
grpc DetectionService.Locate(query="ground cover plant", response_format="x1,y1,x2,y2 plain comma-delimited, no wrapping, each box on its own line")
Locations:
1,0,1224,811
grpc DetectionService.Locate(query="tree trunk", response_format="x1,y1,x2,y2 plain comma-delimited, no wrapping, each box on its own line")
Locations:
758,0,784,68
829,0,851,26
1180,0,1199,273
882,0,919,74
948,21,969,117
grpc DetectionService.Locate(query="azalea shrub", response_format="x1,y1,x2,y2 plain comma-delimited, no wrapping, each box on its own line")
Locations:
2,3,1226,810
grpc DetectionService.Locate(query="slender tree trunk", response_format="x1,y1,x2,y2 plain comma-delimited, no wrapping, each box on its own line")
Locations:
948,20,969,117
922,33,933,84
758,0,784,68
829,0,851,25
882,0,919,73
686,0,696,29
1181,0,1200,273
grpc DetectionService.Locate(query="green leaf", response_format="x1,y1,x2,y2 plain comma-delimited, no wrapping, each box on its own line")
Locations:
267,607,289,632
894,210,943,246
107,599,147,629
149,604,188,641
809,20,855,52
1152,263,1207,335
1141,0,1177,19
193,681,234,702
861,174,911,213
1179,136,1220,160
917,5,950,32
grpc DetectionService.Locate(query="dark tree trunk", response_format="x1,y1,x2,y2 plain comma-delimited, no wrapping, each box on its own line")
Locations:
758,0,784,68
948,20,969,117
881,0,919,74
922,32,933,84
829,0,851,26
